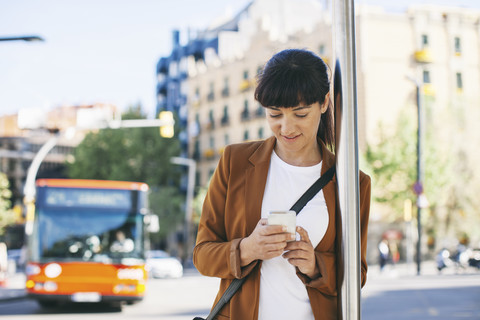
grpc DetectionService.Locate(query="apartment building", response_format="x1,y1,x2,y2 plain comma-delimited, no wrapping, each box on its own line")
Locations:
184,3,480,188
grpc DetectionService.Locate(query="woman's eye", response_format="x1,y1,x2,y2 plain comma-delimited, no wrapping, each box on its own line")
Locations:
296,114,307,118
269,113,281,118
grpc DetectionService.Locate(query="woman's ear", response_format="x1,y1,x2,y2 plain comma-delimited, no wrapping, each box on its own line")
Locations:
320,92,330,114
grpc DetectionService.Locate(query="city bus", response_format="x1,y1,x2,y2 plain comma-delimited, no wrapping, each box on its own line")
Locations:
25,179,158,308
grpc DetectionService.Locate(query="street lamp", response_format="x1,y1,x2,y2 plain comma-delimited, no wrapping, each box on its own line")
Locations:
0,35,45,42
406,75,425,275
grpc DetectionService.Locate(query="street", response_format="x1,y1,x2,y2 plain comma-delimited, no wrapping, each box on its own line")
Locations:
1,264,479,319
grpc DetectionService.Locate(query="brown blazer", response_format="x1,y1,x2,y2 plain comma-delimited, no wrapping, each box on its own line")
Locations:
193,136,371,320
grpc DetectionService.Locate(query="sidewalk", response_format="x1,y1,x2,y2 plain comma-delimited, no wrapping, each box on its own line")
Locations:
0,272,26,302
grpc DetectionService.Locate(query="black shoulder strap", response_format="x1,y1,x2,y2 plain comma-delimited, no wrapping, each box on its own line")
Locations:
290,164,336,215
196,165,336,320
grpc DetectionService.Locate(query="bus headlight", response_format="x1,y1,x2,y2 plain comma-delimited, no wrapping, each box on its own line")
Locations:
44,281,58,292
44,263,62,278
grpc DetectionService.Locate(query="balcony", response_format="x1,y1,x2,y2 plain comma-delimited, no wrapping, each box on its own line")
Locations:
422,84,435,96
239,79,252,92
414,49,433,63
203,148,215,159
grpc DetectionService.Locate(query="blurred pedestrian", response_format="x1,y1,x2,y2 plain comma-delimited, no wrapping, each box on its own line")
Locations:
193,49,371,320
378,239,389,271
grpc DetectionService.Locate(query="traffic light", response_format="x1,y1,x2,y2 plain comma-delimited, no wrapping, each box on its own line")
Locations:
159,111,174,138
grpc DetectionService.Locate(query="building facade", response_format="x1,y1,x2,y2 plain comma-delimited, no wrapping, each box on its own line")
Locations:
181,3,480,191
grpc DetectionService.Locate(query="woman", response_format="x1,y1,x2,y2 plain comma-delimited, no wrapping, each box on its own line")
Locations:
193,49,371,320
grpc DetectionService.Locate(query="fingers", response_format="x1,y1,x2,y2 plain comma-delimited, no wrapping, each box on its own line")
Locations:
283,226,316,274
296,226,312,244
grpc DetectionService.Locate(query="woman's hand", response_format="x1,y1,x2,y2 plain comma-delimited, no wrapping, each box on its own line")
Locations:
240,219,295,266
283,226,320,279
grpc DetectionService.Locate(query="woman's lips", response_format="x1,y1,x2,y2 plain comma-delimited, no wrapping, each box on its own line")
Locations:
282,134,300,141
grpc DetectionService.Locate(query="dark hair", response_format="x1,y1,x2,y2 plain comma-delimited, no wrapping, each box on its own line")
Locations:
255,49,334,149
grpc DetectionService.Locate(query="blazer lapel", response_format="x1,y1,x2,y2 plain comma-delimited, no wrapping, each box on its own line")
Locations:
244,137,276,235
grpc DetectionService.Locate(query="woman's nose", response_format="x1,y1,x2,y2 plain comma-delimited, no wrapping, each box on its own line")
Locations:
280,116,295,135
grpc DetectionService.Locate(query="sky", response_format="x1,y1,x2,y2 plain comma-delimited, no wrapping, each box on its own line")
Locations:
1,0,480,119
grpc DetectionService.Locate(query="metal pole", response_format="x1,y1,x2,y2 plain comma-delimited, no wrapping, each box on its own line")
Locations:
23,135,59,235
415,84,423,275
170,157,196,266
333,0,361,319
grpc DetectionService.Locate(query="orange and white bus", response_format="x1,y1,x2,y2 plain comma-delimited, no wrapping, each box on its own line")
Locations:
25,179,158,308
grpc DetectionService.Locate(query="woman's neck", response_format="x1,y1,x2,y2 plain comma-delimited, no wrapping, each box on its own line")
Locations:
274,144,322,167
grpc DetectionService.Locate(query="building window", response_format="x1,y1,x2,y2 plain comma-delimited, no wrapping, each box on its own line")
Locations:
258,127,264,139
456,72,463,89
224,134,230,146
208,110,215,129
243,130,249,141
209,169,215,179
193,140,200,160
207,82,214,101
454,37,461,55
195,171,201,188
257,66,263,77
255,104,265,118
241,100,250,121
221,105,229,126
423,70,431,84
421,34,429,48
222,77,229,97
319,44,325,55
243,70,249,80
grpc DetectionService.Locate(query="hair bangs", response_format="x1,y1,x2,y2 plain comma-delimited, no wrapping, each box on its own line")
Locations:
255,61,326,108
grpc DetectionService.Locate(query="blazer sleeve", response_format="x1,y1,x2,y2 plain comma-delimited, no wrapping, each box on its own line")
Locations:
193,146,258,279
359,173,371,287
298,172,371,294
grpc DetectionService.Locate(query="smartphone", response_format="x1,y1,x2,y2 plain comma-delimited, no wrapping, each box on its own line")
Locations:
267,210,296,239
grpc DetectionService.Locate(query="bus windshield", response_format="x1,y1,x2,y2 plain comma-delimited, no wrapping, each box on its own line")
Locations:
33,207,144,264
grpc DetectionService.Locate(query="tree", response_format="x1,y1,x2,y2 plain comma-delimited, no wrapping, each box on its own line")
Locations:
67,104,184,245
0,172,15,236
365,103,479,250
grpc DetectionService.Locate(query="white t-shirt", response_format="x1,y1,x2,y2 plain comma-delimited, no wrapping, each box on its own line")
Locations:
258,151,329,320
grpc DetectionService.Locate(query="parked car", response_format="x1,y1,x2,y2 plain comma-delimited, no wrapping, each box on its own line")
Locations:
145,250,183,279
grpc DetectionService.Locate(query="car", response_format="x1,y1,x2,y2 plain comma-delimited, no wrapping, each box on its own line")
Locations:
145,250,183,279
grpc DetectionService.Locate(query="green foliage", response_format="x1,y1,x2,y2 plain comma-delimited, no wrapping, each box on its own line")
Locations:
0,172,15,235
364,107,449,222
67,104,184,245
365,110,417,221
364,102,478,246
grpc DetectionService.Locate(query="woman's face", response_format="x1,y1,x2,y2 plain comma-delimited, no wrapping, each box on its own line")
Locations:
266,98,328,164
